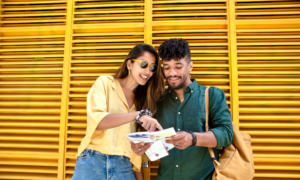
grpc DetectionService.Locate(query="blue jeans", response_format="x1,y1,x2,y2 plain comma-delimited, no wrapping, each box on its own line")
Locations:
72,149,136,180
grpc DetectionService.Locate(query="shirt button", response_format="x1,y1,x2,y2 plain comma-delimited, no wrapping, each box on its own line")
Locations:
123,138,125,140
178,129,180,131
191,90,193,93
178,112,180,114
175,97,177,99
176,165,179,167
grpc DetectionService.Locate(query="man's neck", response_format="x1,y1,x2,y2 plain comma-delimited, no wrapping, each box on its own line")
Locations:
173,79,193,103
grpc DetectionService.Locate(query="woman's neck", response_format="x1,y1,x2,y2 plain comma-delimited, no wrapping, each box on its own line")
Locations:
118,76,139,93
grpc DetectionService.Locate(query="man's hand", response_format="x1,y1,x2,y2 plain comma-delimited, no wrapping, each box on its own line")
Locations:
165,131,193,150
139,115,163,131
130,140,152,156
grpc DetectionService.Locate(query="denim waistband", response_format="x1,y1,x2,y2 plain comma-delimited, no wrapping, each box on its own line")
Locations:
83,148,106,156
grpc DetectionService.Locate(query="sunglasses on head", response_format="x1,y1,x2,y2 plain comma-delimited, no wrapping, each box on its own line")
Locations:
131,59,158,73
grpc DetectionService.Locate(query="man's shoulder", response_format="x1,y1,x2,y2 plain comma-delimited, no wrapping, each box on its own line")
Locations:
196,84,224,101
208,86,224,97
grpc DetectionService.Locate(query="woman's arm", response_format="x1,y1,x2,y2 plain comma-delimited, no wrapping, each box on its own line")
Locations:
96,113,163,131
96,112,138,130
134,170,143,180
91,76,163,131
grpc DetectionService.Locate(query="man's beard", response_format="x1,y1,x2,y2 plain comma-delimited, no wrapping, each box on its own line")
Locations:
167,74,188,91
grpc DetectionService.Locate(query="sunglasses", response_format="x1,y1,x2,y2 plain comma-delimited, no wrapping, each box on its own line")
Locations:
131,59,158,73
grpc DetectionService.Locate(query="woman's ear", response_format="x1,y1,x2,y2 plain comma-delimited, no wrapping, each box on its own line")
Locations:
127,59,133,71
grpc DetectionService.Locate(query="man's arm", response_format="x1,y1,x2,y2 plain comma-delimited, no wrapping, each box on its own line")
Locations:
165,131,217,150
207,87,233,149
166,87,233,150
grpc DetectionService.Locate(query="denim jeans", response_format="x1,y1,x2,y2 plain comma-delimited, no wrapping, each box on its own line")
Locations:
72,149,136,180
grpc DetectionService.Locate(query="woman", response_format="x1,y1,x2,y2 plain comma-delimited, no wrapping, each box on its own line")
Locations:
72,44,165,180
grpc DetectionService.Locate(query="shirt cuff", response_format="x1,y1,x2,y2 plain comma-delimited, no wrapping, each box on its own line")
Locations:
209,128,223,149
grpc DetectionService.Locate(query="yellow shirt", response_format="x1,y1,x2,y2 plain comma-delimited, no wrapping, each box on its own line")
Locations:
76,75,142,172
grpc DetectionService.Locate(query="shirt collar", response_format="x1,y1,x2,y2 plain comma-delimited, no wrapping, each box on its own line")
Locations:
185,79,197,93
107,76,116,90
113,76,136,111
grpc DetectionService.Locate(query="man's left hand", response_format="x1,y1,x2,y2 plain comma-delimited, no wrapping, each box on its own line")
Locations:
165,131,193,150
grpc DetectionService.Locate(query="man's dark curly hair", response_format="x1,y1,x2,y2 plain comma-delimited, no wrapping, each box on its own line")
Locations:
158,38,191,62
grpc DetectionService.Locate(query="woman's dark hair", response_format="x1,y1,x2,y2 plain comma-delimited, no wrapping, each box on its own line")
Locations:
114,44,165,126
158,38,191,62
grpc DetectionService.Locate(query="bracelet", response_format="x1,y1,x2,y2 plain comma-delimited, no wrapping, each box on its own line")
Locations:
188,131,197,146
135,109,152,125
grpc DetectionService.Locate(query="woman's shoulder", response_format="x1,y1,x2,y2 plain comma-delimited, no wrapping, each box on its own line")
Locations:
93,75,116,91
95,75,115,84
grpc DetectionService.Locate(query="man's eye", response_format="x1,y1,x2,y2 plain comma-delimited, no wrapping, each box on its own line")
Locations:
164,67,169,70
176,66,182,69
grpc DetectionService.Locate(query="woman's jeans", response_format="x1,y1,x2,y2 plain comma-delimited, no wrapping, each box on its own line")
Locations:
72,149,136,180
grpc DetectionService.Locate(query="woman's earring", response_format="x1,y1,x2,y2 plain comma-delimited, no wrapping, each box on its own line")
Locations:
128,69,131,75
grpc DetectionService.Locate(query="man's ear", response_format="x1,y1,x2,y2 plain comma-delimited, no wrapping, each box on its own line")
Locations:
127,59,133,70
189,60,193,72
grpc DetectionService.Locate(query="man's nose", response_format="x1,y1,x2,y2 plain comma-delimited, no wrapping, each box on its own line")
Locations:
169,68,177,76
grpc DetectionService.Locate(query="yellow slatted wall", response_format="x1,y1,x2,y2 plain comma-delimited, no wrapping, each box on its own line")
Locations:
0,0,299,180
235,0,300,179
64,1,146,179
0,0,70,179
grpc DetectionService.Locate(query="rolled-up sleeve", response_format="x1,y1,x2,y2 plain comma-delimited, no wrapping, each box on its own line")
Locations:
86,76,110,139
208,87,233,149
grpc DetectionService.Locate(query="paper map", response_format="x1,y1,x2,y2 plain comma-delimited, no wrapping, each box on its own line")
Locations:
127,127,176,161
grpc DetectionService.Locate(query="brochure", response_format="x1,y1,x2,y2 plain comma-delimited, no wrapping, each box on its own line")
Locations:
127,127,176,161
145,140,169,161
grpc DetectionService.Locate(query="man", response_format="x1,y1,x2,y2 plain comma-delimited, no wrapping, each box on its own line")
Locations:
131,39,233,180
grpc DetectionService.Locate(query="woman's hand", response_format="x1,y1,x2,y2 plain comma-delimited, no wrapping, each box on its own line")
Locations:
130,141,152,156
139,115,163,131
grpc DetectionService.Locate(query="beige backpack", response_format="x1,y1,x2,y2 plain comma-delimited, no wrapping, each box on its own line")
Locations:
205,87,255,180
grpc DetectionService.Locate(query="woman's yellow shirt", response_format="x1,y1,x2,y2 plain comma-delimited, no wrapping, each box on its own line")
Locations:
76,75,141,171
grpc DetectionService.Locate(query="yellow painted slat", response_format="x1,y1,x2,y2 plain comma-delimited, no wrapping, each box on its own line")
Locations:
0,13,67,17
0,173,58,180
237,4,300,9
2,6,67,11
240,115,300,121
152,36,228,39
153,13,227,17
153,6,226,11
0,166,57,173
1,19,66,23
74,10,145,14
74,16,145,21
74,3,144,8
153,0,227,3
0,48,64,52
2,1,67,4
0,35,65,39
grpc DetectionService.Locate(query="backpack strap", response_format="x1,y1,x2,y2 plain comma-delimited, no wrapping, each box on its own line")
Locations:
205,87,221,166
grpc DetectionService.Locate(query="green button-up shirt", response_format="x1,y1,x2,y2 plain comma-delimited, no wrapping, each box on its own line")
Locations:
155,79,233,180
